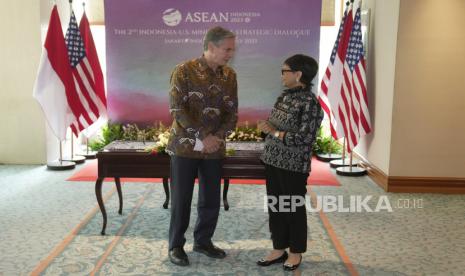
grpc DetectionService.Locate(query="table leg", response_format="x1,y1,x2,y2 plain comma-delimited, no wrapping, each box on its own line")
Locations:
95,177,107,235
223,178,230,211
115,177,123,215
163,177,170,209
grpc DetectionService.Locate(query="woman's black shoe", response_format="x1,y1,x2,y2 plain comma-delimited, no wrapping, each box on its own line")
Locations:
257,251,288,266
283,255,302,271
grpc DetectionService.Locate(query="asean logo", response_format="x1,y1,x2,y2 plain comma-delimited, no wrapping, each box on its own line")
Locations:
163,8,182,26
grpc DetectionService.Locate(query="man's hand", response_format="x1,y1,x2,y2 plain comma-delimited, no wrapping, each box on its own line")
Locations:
202,135,224,154
257,120,276,134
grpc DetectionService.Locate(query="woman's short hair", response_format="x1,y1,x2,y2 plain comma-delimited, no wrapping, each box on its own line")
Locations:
284,54,318,88
203,26,236,51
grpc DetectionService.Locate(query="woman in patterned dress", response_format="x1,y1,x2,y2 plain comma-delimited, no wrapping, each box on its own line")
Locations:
257,54,324,271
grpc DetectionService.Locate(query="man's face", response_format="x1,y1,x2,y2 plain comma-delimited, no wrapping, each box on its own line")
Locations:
208,37,236,67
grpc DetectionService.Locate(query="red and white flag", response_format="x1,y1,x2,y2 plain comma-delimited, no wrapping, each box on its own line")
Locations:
65,9,107,137
79,11,107,137
319,2,371,153
32,6,79,141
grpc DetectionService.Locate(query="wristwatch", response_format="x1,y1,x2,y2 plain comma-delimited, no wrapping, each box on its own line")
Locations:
274,131,280,138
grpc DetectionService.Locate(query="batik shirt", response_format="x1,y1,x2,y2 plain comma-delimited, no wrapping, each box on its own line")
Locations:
260,86,324,173
166,56,238,159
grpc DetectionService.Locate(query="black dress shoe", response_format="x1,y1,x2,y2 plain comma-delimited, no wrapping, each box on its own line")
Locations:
257,251,288,266
283,255,302,271
169,247,189,266
193,243,226,259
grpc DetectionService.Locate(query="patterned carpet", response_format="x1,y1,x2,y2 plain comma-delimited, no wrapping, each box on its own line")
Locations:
32,183,348,275
1,162,465,275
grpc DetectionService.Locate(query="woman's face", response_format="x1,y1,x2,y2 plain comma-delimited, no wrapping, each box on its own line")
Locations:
281,64,300,89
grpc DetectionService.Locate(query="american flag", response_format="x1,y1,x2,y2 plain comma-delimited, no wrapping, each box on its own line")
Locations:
319,2,371,153
343,6,372,151
65,10,106,136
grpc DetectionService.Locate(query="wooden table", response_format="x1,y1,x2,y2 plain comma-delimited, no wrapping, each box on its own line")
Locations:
95,141,265,235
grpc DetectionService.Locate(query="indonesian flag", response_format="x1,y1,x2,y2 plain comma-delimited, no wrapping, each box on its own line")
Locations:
319,5,353,141
32,6,78,141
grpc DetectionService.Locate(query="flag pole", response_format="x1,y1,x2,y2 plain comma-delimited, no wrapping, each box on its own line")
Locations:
47,138,76,170
329,137,362,169
342,138,346,161
336,151,367,176
71,134,73,157
336,122,366,176
330,137,357,168
59,140,63,165
335,0,368,176
62,129,86,164
80,133,97,159
349,151,353,172
72,132,86,163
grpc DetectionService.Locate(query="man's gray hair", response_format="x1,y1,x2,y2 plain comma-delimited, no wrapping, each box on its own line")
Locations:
203,26,236,51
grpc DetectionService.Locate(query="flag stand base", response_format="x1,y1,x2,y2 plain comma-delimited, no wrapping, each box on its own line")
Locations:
336,166,367,176
47,160,76,170
61,155,86,164
78,152,97,159
316,153,342,162
330,158,359,168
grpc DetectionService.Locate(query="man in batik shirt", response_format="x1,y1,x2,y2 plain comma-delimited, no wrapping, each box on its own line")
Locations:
166,26,238,267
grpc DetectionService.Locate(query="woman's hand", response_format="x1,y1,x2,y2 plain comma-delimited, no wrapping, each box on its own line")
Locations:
257,120,276,134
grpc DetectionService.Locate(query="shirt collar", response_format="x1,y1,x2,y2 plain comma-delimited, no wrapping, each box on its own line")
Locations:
198,55,224,76
284,85,309,94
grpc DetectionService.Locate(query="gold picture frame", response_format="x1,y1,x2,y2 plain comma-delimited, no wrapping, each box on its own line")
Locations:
321,0,336,26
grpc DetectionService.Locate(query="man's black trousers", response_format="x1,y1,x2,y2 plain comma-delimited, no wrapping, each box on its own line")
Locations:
168,156,222,250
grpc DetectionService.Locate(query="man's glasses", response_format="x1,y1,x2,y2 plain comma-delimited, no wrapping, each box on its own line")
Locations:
281,69,295,75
